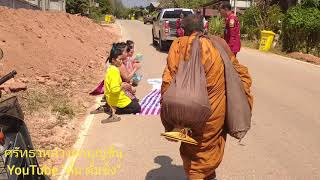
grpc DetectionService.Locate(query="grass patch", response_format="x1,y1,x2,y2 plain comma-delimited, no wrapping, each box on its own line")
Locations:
20,86,75,120
241,39,259,49
23,90,50,112
52,100,75,119
269,47,288,57
241,39,289,57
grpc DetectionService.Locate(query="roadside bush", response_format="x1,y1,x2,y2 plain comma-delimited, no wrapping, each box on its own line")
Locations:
88,7,104,22
265,5,284,32
110,15,116,23
239,6,261,40
301,0,320,8
282,5,320,55
239,5,283,40
151,11,159,18
208,17,224,37
66,0,90,15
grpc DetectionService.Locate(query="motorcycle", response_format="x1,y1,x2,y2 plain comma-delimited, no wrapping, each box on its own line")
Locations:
0,48,49,180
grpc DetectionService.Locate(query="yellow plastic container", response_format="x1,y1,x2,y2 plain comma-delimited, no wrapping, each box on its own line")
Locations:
131,16,135,20
105,15,112,23
259,30,276,51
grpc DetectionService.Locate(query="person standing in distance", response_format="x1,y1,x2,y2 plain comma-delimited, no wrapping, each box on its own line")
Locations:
219,1,241,57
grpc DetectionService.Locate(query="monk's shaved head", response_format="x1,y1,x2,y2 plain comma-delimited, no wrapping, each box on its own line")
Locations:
181,14,204,36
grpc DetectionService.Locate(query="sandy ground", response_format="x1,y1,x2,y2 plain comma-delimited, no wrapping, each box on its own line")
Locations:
288,52,320,65
66,20,320,180
0,7,119,167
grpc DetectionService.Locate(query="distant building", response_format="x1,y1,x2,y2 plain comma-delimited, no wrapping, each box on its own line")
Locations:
25,0,65,11
200,0,253,18
0,0,66,11
0,0,40,10
47,0,65,11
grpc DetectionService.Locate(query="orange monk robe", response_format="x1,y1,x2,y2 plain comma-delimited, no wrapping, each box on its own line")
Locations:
160,34,253,179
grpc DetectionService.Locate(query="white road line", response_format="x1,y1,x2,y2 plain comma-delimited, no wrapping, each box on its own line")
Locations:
57,21,124,180
242,47,320,68
116,20,124,41
57,97,101,180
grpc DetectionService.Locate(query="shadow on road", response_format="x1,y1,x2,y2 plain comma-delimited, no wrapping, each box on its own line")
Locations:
149,43,169,54
145,155,186,180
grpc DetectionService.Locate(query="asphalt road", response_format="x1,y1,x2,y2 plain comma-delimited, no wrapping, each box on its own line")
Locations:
67,20,320,180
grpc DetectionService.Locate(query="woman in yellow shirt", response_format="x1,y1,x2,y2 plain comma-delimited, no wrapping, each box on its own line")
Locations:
104,43,141,122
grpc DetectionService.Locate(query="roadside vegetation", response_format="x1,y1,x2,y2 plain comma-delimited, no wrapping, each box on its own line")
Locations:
65,0,149,22
239,0,319,60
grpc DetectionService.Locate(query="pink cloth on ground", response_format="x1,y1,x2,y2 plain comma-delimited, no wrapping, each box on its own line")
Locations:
89,80,104,95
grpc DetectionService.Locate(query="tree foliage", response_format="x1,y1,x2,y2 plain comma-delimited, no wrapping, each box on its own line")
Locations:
66,0,90,15
301,0,320,8
239,4,284,40
158,0,211,8
208,17,224,37
66,0,113,19
175,0,211,9
282,1,320,54
97,0,112,14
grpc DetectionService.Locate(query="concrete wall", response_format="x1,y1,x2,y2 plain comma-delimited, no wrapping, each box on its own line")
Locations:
1,0,66,12
0,0,40,10
25,0,40,6
49,0,65,11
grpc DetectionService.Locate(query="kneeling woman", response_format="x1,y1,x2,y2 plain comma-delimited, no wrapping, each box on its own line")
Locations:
105,43,141,117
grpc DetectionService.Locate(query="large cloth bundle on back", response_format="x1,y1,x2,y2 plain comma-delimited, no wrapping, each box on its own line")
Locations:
160,35,212,143
208,36,252,140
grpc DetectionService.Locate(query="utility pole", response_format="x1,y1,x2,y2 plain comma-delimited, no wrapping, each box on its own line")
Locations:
41,0,46,11
233,0,237,15
62,0,66,12
11,0,15,9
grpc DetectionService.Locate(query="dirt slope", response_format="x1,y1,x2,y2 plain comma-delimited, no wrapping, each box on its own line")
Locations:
0,6,120,167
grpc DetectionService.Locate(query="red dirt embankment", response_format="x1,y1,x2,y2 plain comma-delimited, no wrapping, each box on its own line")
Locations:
0,6,120,167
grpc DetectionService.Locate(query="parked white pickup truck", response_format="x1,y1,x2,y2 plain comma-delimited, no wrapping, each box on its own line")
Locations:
152,8,194,51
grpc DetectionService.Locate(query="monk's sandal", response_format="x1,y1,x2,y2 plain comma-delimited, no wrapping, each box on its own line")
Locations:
160,128,198,145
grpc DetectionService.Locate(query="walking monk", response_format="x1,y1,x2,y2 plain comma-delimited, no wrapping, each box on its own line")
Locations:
160,15,253,180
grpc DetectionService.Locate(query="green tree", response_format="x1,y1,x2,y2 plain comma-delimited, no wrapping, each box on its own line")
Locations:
208,17,224,36
97,0,112,14
239,4,284,39
282,4,320,54
239,6,261,39
158,0,210,8
301,0,320,8
66,0,90,15
111,0,129,18
176,0,210,9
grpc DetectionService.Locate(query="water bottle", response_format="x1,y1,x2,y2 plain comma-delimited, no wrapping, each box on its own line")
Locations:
135,53,143,62
132,53,143,86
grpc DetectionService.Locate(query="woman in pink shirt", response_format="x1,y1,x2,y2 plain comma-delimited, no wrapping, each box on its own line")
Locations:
121,40,141,81
118,40,141,100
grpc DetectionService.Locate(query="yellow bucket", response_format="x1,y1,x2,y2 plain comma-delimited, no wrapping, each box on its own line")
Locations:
105,15,112,23
259,30,276,51
131,16,135,20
